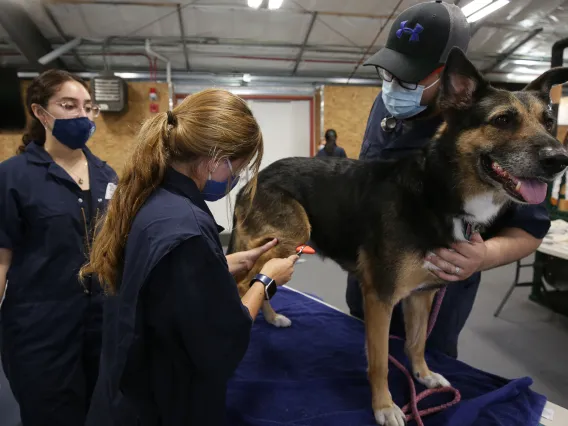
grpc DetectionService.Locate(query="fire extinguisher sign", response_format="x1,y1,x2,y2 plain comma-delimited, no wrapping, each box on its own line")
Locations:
149,88,159,113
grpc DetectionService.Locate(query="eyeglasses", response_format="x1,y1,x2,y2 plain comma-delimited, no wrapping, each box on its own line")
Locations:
54,101,101,118
376,67,419,90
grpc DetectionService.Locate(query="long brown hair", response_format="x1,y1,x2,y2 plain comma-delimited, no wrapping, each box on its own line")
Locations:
18,69,89,154
80,88,263,294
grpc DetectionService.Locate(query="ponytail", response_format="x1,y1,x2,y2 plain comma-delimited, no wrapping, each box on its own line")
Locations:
81,88,263,294
19,119,46,154
80,113,170,293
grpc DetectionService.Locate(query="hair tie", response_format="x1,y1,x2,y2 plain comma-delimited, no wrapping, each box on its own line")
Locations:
166,110,177,126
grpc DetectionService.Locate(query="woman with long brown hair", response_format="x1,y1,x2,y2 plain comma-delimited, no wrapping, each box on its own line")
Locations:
81,88,298,426
0,69,116,425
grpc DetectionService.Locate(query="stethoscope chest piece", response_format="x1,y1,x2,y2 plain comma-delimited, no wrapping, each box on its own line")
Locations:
381,116,398,132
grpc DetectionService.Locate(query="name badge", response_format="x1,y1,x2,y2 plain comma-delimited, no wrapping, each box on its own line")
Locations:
105,183,117,200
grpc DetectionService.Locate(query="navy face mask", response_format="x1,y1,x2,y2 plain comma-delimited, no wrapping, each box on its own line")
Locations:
43,108,96,150
201,159,240,202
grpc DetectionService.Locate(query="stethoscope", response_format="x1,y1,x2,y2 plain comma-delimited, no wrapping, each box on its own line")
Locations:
381,116,398,133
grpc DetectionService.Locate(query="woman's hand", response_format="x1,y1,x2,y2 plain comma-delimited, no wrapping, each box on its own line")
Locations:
226,238,278,276
425,233,487,282
260,254,299,286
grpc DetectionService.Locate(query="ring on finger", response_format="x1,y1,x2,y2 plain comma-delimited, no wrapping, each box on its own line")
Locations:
454,266,461,275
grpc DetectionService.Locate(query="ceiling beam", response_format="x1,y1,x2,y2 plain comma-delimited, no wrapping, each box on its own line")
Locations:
347,0,404,81
292,11,317,75
43,3,87,70
482,27,543,73
48,0,176,6
177,4,190,71
0,0,65,70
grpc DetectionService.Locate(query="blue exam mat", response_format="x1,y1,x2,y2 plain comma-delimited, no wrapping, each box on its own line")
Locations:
227,287,546,426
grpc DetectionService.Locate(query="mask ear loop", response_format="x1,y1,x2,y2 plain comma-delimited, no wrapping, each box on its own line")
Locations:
37,106,55,129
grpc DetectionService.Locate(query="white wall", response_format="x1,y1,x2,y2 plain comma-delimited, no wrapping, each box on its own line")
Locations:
206,99,312,231
559,97,568,126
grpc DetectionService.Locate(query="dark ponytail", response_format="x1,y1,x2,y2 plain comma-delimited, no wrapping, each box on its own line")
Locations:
18,69,89,154
324,128,337,156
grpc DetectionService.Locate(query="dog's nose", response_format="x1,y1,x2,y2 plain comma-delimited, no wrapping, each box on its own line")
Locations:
539,149,568,176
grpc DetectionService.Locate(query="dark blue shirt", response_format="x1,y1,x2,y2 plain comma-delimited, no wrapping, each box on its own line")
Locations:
0,142,117,300
87,168,252,426
0,142,117,421
316,146,347,158
0,140,116,321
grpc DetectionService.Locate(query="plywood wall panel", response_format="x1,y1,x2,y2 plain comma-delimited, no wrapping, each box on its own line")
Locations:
322,86,380,158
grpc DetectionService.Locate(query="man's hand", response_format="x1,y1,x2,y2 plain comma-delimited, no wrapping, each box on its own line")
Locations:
425,233,487,282
226,238,279,276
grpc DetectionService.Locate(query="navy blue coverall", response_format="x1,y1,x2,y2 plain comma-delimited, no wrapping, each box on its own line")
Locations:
346,95,551,358
86,167,252,426
316,146,347,158
0,141,117,425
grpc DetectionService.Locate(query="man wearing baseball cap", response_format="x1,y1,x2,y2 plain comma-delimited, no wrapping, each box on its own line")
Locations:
346,0,550,359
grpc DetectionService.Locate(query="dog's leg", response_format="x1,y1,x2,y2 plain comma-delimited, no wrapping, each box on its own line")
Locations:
363,289,405,426
402,290,450,389
359,248,405,426
236,245,293,328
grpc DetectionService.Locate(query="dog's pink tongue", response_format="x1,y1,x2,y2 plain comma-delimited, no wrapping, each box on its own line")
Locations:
518,179,548,204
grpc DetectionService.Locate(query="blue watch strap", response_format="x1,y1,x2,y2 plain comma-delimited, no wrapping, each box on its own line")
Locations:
251,273,277,299
252,273,273,287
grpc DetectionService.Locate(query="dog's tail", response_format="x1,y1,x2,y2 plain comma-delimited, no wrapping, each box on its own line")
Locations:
226,211,238,255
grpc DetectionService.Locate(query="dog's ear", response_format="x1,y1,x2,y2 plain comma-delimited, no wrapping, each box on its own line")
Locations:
439,47,488,111
523,67,568,98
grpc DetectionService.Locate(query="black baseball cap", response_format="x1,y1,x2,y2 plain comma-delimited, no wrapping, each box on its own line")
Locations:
363,0,470,83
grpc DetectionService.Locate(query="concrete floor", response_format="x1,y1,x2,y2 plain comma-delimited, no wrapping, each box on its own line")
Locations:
1,255,567,425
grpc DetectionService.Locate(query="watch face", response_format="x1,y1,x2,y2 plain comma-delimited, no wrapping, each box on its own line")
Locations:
265,280,277,300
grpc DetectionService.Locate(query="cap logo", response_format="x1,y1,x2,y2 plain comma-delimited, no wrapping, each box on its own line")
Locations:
396,20,423,42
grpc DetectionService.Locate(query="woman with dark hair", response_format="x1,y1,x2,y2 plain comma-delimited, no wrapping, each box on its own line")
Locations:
0,69,117,425
316,128,347,158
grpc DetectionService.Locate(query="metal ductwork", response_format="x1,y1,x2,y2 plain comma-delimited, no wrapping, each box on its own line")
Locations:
0,0,65,70
551,38,568,138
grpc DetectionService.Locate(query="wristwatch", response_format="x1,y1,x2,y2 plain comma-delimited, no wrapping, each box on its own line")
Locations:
250,273,277,300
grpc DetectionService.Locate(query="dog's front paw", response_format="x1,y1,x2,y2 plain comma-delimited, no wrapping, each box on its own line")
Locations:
266,314,292,328
415,371,450,389
374,404,406,426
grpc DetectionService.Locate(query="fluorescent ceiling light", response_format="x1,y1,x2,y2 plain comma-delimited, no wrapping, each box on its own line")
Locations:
513,66,549,75
467,0,510,23
248,0,262,8
268,0,284,9
511,59,548,66
461,0,492,18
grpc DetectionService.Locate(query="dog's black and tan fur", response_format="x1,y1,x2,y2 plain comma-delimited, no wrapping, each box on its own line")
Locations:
228,48,568,425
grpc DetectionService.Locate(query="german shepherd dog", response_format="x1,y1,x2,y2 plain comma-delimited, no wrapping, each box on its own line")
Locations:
228,48,568,425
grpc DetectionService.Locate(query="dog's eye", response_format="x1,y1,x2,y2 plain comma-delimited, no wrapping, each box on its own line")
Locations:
491,114,513,128
544,119,555,132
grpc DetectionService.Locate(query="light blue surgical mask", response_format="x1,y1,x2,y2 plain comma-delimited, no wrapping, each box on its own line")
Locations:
381,78,439,120
201,159,240,202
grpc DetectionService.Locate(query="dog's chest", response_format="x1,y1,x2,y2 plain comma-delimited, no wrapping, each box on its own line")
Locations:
452,193,504,241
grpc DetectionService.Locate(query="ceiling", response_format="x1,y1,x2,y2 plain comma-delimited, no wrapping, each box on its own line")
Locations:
1,0,568,84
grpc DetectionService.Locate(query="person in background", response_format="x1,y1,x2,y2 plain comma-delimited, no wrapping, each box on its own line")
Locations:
346,0,550,358
0,70,117,425
81,88,299,426
316,128,347,158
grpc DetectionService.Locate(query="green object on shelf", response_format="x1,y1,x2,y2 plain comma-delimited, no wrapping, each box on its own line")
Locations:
545,173,568,222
